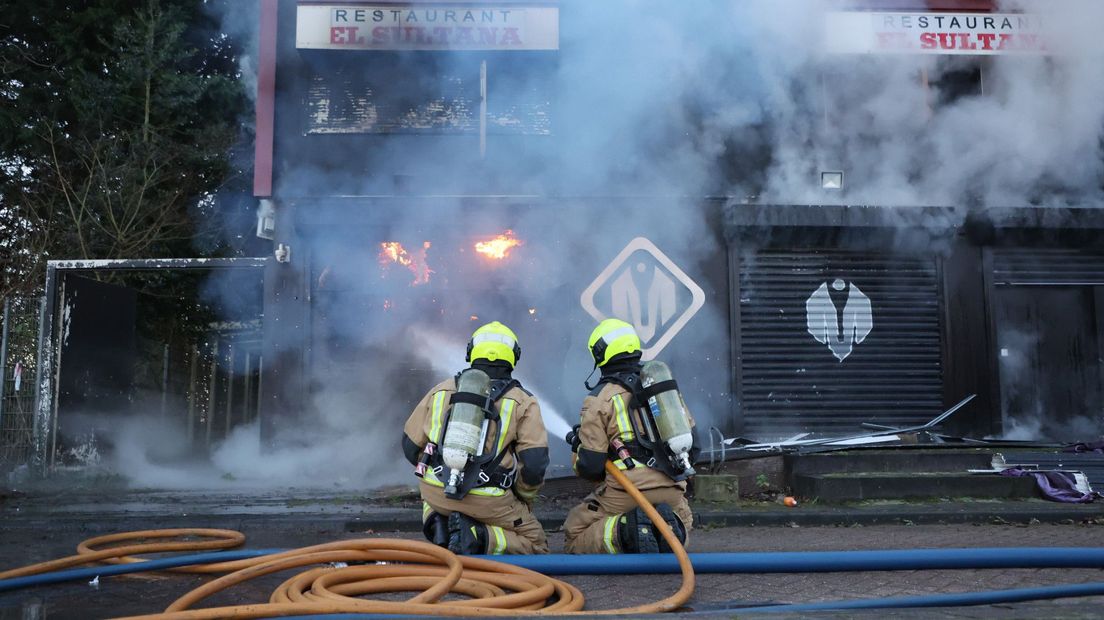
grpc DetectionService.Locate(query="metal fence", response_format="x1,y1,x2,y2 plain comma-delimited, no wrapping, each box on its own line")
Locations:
0,297,42,471
2,296,263,472
136,326,263,453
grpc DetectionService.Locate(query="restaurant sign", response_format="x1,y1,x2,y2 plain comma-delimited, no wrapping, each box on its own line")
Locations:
826,12,1046,55
296,5,559,50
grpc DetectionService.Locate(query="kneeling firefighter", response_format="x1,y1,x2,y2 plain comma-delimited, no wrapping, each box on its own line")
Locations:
402,321,550,555
563,319,701,554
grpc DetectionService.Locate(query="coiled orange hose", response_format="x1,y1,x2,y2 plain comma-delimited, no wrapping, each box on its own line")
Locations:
3,462,694,618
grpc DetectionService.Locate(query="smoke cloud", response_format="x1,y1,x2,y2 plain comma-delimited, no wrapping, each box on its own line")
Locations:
94,0,1104,487
759,0,1104,208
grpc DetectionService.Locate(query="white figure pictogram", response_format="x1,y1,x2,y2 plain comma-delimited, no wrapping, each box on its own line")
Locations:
610,262,677,344
805,279,873,362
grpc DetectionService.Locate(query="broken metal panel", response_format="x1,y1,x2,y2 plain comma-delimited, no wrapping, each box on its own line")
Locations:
999,451,1104,492
45,258,269,271
30,258,268,475
32,265,58,473
52,276,138,468
725,394,976,451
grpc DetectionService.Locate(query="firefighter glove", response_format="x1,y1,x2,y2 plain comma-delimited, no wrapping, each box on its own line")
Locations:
565,424,582,453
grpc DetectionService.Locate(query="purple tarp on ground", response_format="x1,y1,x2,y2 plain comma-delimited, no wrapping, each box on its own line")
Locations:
1000,468,1096,504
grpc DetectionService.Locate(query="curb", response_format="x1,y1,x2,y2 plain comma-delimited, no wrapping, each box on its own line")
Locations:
1,505,1101,535
691,506,1104,528
346,504,1104,531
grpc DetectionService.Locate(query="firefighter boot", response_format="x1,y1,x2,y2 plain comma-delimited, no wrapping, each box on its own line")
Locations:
422,511,449,548
652,503,687,554
617,507,659,554
447,512,489,555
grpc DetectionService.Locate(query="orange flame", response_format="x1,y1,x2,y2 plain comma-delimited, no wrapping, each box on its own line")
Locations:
378,241,433,286
474,230,523,260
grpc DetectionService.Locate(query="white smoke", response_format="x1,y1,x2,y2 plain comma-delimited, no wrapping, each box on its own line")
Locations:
106,0,1104,489
85,382,409,489
992,325,1104,442
205,0,260,104
755,0,1104,207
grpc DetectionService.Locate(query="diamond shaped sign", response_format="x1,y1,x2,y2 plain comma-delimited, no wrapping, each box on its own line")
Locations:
580,237,706,360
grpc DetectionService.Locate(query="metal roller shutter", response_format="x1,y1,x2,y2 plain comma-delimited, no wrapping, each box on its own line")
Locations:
992,248,1104,286
738,251,944,437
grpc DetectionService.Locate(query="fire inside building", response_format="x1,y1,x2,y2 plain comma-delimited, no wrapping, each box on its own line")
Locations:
249,0,1104,458
19,0,1104,478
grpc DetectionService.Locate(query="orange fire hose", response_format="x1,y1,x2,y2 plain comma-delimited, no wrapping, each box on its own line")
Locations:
1,461,694,618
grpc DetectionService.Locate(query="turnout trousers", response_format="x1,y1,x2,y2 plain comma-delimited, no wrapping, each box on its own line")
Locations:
420,481,549,554
563,481,692,554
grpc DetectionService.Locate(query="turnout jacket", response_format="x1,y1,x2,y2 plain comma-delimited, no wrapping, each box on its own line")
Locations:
574,381,699,491
402,378,549,498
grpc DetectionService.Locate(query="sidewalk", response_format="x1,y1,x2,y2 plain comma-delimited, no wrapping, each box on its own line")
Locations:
3,484,1104,619
2,483,1101,534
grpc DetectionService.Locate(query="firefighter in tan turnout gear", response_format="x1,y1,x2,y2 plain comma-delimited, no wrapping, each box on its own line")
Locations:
402,321,550,555
563,319,701,554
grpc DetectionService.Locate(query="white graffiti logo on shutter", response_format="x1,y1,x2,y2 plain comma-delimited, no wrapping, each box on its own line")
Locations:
805,279,873,362
580,237,705,360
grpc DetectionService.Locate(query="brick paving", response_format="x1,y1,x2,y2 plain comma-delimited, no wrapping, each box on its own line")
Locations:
2,519,1104,618
550,523,1104,613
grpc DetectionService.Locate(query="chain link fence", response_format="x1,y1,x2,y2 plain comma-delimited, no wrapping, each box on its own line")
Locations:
0,297,42,472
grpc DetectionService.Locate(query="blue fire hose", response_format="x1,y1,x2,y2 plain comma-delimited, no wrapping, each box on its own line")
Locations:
3,547,1104,613
0,550,279,593
488,547,1104,574
724,581,1104,613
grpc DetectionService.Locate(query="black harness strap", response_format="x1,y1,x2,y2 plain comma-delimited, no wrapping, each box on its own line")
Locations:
449,391,491,408
639,379,679,402
458,445,516,496
598,372,642,406
488,379,519,403
435,376,523,498
599,370,691,482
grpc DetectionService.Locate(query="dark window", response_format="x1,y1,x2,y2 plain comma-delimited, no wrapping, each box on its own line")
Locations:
303,52,553,135
927,57,986,106
484,53,553,135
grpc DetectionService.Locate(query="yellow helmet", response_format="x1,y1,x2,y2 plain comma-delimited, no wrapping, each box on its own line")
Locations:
588,319,641,367
467,321,521,368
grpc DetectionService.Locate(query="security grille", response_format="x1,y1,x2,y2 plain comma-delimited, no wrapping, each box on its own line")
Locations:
738,251,944,437
992,248,1104,286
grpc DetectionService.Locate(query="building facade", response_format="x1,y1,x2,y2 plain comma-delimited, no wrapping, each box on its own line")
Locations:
254,0,1104,456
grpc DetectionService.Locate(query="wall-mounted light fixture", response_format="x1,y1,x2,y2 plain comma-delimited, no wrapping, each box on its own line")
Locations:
256,198,276,240
820,171,844,190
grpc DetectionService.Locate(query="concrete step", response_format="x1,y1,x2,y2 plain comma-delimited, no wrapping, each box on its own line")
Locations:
793,472,1039,502
785,449,995,477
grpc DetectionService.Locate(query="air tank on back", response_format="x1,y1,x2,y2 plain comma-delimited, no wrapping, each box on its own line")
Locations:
640,360,695,476
440,368,491,496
